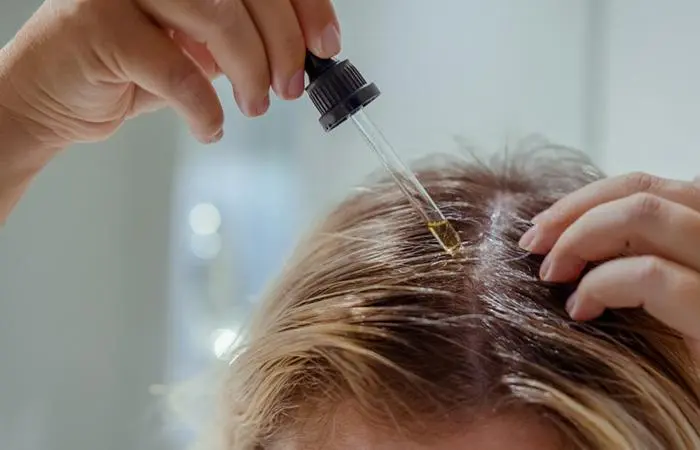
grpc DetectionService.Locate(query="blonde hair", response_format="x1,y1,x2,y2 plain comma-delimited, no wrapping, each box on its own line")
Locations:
220,148,700,449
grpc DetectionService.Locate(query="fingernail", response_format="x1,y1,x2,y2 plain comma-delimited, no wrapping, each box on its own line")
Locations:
286,70,305,99
242,95,269,118
540,254,552,280
233,88,247,116
201,128,223,144
565,293,579,318
210,128,224,143
319,23,341,56
531,209,549,224
254,94,270,116
518,225,538,251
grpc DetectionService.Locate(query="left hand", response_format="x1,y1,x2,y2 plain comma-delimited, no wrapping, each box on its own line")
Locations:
518,172,700,361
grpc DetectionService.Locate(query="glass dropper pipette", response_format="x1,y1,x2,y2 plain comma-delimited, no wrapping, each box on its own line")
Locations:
304,52,461,256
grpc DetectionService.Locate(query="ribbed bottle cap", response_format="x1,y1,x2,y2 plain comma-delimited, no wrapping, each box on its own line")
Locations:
305,52,381,132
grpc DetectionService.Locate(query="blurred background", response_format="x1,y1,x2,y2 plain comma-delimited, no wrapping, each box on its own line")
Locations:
1,0,699,448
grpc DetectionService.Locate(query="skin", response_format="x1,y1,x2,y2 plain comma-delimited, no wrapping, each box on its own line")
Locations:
519,171,700,362
0,0,340,220
270,404,563,450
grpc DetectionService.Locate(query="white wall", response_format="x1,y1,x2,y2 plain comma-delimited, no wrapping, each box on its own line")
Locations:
602,0,700,178
0,119,176,450
297,0,593,214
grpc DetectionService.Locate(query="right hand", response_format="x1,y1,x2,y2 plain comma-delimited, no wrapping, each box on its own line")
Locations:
0,0,341,146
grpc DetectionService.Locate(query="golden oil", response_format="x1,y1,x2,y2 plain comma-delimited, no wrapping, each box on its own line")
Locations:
428,220,462,256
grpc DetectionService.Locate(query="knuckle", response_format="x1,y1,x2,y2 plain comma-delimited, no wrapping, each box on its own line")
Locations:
624,171,661,194
166,63,202,93
636,256,666,284
627,193,663,221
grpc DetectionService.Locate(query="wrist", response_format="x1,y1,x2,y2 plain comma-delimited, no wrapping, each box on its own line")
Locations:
0,95,59,171
0,14,67,221
0,39,66,156
0,91,59,222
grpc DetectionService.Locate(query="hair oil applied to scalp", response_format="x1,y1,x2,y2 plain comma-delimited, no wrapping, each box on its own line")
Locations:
427,220,461,256
304,52,462,256
351,109,462,256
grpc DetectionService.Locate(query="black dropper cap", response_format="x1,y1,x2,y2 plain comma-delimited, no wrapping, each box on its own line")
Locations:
304,51,381,132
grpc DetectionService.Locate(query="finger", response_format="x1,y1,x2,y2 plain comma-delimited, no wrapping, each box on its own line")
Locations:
521,172,700,254
137,0,270,117
569,256,700,345
129,32,223,118
243,0,306,100
172,31,221,79
120,20,224,142
290,0,341,58
540,193,700,283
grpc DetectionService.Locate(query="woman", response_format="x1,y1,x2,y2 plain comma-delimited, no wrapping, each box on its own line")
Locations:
2,2,700,448
220,150,700,449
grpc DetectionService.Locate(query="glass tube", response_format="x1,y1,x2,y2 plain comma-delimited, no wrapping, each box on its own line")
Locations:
350,108,461,255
